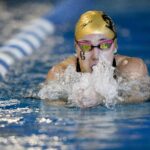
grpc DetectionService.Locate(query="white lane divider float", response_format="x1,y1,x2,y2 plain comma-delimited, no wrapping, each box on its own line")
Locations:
0,18,55,78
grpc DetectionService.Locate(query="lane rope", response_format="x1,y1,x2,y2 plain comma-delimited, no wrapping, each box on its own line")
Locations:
0,18,55,77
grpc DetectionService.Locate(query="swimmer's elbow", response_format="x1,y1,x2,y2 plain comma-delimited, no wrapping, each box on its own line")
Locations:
46,69,57,81
118,57,148,80
129,58,148,79
46,66,64,81
135,58,148,77
46,56,76,81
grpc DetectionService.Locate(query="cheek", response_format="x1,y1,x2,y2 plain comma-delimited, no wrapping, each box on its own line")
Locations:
84,52,93,59
80,56,90,66
78,49,92,61
99,50,114,65
83,52,94,66
110,43,116,52
101,51,113,57
79,53,92,69
100,43,115,57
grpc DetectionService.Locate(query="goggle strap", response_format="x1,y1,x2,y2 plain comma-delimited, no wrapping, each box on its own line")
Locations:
113,49,117,54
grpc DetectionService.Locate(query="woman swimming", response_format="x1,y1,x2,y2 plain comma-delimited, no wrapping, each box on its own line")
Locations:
43,10,149,106
47,11,148,81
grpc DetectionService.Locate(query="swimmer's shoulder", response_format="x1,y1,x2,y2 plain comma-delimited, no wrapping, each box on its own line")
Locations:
115,54,148,79
46,55,77,81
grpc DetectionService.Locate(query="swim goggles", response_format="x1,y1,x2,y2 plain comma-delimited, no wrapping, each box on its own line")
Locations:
75,39,114,53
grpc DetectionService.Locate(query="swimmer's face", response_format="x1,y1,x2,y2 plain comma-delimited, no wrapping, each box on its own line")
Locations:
75,34,116,73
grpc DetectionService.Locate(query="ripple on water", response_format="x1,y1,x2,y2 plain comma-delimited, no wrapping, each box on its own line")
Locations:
0,99,33,127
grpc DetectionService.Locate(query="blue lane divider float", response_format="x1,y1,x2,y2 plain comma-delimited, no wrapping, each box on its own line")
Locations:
0,0,94,77
0,19,55,77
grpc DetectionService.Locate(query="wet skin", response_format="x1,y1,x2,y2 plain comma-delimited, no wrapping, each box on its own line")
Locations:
46,34,148,81
75,34,116,73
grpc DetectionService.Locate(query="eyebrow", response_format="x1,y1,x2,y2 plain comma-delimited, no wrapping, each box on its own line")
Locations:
99,38,108,41
77,38,110,44
78,40,90,42
77,40,91,44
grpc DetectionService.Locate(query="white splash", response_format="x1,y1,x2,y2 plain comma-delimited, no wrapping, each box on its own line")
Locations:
38,59,121,108
38,58,150,108
38,66,79,101
118,76,150,103
68,60,120,108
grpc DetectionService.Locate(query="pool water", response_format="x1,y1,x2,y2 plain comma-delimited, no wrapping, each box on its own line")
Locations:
0,0,150,149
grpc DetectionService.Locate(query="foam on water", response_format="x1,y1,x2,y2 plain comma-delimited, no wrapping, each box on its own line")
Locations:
38,59,150,108
0,134,67,150
118,76,150,103
68,60,120,108
0,99,33,127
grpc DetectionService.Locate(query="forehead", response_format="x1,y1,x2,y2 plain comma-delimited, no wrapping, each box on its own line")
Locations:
78,34,110,43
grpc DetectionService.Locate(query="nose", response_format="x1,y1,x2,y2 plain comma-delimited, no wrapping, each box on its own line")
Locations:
92,48,100,61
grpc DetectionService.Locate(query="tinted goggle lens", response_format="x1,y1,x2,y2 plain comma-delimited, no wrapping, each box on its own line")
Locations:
99,42,112,50
78,40,113,52
80,44,91,52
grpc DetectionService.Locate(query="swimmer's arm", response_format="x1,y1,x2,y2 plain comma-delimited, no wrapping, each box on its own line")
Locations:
46,56,77,81
116,55,148,80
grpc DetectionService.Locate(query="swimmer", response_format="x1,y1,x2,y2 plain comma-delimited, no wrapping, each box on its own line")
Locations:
47,10,148,80
45,11,148,104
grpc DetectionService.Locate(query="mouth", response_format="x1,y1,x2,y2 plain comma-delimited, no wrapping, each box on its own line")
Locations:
91,64,98,72
91,64,97,68
91,61,99,68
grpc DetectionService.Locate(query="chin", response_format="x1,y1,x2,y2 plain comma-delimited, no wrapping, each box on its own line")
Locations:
87,67,93,73
81,67,92,73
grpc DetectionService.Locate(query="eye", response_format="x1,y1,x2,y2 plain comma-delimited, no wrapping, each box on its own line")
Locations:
100,43,112,50
80,44,91,52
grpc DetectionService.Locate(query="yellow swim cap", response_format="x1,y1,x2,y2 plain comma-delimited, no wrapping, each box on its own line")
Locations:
75,10,117,47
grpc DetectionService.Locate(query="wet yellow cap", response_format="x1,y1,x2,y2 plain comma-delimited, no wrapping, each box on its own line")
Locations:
75,10,117,47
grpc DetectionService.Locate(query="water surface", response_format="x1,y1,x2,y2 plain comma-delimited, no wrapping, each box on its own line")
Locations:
0,0,150,149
